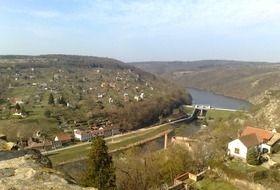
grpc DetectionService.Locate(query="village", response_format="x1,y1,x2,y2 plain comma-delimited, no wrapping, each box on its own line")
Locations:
0,57,175,147
0,122,121,151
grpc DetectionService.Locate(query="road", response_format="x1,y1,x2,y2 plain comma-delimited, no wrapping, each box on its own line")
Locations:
42,116,189,156
43,104,243,156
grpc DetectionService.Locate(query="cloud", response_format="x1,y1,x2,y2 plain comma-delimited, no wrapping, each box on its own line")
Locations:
60,0,280,37
4,0,280,30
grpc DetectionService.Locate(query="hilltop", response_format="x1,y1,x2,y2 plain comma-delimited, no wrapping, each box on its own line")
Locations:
0,55,191,141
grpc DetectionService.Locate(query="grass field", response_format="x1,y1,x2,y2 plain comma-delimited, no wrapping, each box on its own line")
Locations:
48,124,172,165
206,109,236,120
184,106,237,120
227,160,266,174
194,177,238,190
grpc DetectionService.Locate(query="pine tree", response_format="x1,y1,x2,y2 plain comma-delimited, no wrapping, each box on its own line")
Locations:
247,147,260,165
81,136,116,189
48,93,54,105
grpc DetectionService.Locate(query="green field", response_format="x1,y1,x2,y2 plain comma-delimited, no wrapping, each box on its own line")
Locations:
184,106,238,120
206,109,236,120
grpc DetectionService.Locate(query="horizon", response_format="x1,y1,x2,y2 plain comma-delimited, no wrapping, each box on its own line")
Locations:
1,0,280,62
1,54,279,64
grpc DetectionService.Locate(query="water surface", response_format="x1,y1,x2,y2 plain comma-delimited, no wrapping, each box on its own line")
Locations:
188,88,250,110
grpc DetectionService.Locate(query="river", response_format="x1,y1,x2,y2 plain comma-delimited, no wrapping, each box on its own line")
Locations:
187,88,251,110
142,88,251,149
56,88,251,180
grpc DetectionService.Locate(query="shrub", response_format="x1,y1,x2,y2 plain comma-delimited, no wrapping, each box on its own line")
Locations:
253,170,268,182
44,110,52,118
270,163,280,170
272,144,280,153
247,148,260,165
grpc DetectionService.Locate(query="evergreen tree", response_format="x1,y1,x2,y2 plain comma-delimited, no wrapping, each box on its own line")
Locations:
48,93,54,105
81,136,116,189
247,147,260,165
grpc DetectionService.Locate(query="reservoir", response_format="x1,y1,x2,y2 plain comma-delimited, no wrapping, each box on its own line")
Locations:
187,88,251,110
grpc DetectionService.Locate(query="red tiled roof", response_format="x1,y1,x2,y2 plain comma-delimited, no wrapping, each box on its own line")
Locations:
55,133,72,141
239,134,261,148
241,126,273,142
29,141,52,148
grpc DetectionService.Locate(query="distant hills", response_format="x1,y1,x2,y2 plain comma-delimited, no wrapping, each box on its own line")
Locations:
0,55,190,140
130,60,280,101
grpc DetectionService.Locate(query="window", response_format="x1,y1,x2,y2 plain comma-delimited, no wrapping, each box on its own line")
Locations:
234,148,240,154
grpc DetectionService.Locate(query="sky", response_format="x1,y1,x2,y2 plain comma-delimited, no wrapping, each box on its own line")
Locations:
1,0,280,62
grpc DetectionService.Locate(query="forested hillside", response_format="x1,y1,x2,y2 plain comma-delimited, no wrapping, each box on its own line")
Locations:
131,60,280,101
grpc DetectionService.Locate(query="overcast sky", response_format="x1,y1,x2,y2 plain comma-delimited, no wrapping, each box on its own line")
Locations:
1,0,280,62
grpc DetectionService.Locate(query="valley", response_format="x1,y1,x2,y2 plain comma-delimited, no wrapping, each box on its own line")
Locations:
2,57,280,190
131,60,280,102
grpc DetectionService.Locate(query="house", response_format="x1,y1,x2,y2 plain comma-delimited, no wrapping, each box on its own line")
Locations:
134,95,140,102
91,127,105,137
28,140,54,151
266,132,280,152
52,140,62,149
241,126,273,143
241,126,274,153
54,133,73,145
228,134,260,160
170,170,207,190
140,93,144,100
74,129,92,142
228,126,279,160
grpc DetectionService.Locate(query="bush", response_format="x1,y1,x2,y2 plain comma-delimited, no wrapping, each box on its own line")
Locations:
253,171,268,181
272,144,280,153
247,148,260,165
44,110,52,118
270,163,280,170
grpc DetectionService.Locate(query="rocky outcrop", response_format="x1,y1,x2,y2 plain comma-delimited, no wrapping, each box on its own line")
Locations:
252,88,280,130
0,150,96,190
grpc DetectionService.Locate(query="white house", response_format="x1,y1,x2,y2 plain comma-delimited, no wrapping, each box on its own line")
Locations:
228,126,280,161
73,129,92,142
241,126,274,153
228,134,260,160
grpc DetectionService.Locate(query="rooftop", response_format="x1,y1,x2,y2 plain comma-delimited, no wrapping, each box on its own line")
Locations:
267,133,280,146
241,126,273,142
55,134,72,141
239,133,261,148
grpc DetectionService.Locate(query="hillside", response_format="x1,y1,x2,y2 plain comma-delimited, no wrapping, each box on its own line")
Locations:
131,60,280,102
0,55,191,141
249,87,280,130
